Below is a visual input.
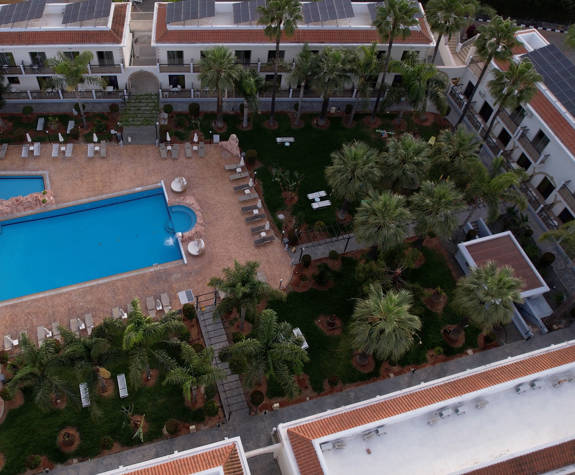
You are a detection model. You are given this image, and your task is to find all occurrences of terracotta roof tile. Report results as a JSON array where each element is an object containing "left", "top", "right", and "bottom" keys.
[
  {"left": 286, "top": 344, "right": 575, "bottom": 474},
  {"left": 0, "top": 4, "right": 127, "bottom": 45}
]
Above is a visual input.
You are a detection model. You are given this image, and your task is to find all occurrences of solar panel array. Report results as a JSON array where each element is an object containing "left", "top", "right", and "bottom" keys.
[
  {"left": 302, "top": 0, "right": 354, "bottom": 24},
  {"left": 368, "top": 1, "right": 422, "bottom": 22},
  {"left": 526, "top": 44, "right": 575, "bottom": 117},
  {"left": 167, "top": 0, "right": 215, "bottom": 24},
  {"left": 233, "top": 0, "right": 265, "bottom": 24},
  {"left": 62, "top": 0, "right": 112, "bottom": 25},
  {"left": 0, "top": 0, "right": 46, "bottom": 26}
]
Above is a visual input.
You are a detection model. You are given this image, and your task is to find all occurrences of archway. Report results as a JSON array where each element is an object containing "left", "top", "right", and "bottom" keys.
[{"left": 127, "top": 70, "right": 160, "bottom": 94}]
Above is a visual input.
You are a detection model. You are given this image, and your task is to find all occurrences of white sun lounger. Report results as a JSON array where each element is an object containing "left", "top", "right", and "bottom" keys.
[
  {"left": 3, "top": 335, "right": 18, "bottom": 351},
  {"left": 307, "top": 191, "right": 327, "bottom": 200},
  {"left": 66, "top": 120, "right": 75, "bottom": 134},
  {"left": 225, "top": 162, "right": 243, "bottom": 170},
  {"left": 117, "top": 373, "right": 129, "bottom": 398},
  {"left": 0, "top": 143, "right": 7, "bottom": 159},
  {"left": 85, "top": 313, "right": 94, "bottom": 335},
  {"left": 70, "top": 317, "right": 85, "bottom": 336},
  {"left": 33, "top": 142, "right": 41, "bottom": 157},
  {"left": 230, "top": 171, "right": 249, "bottom": 181},
  {"left": 160, "top": 293, "right": 171, "bottom": 312},
  {"left": 146, "top": 296, "right": 156, "bottom": 318},
  {"left": 100, "top": 141, "right": 107, "bottom": 158},
  {"left": 239, "top": 193, "right": 258, "bottom": 202},
  {"left": 112, "top": 307, "right": 121, "bottom": 319},
  {"left": 87, "top": 143, "right": 95, "bottom": 158},
  {"left": 245, "top": 212, "right": 265, "bottom": 223},
  {"left": 65, "top": 143, "right": 74, "bottom": 158},
  {"left": 170, "top": 144, "right": 179, "bottom": 159},
  {"left": 37, "top": 326, "right": 52, "bottom": 346},
  {"left": 79, "top": 382, "right": 91, "bottom": 408},
  {"left": 185, "top": 142, "right": 192, "bottom": 158},
  {"left": 199, "top": 141, "right": 205, "bottom": 158},
  {"left": 159, "top": 144, "right": 167, "bottom": 159},
  {"left": 36, "top": 117, "right": 45, "bottom": 131},
  {"left": 312, "top": 200, "right": 331, "bottom": 209},
  {"left": 52, "top": 322, "right": 62, "bottom": 342},
  {"left": 52, "top": 143, "right": 59, "bottom": 158},
  {"left": 21, "top": 145, "right": 29, "bottom": 158}
]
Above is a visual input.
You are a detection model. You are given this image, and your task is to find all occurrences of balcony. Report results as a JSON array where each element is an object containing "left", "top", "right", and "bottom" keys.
[
  {"left": 1, "top": 64, "right": 22, "bottom": 75},
  {"left": 22, "top": 64, "right": 54, "bottom": 75},
  {"left": 90, "top": 64, "right": 122, "bottom": 74},
  {"left": 259, "top": 61, "right": 292, "bottom": 73},
  {"left": 448, "top": 86, "right": 466, "bottom": 110},
  {"left": 558, "top": 184, "right": 575, "bottom": 214},
  {"left": 520, "top": 182, "right": 559, "bottom": 230},
  {"left": 159, "top": 64, "right": 191, "bottom": 73},
  {"left": 518, "top": 132, "right": 542, "bottom": 162},
  {"left": 499, "top": 109, "right": 523, "bottom": 135}
]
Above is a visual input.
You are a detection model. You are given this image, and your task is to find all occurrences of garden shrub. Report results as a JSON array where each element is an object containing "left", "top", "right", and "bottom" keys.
[
  {"left": 69, "top": 129, "right": 79, "bottom": 140},
  {"left": 301, "top": 254, "right": 312, "bottom": 268},
  {"left": 434, "top": 346, "right": 444, "bottom": 355},
  {"left": 101, "top": 435, "right": 114, "bottom": 450},
  {"left": 232, "top": 332, "right": 244, "bottom": 343},
  {"left": 189, "top": 102, "right": 200, "bottom": 118},
  {"left": 327, "top": 376, "right": 339, "bottom": 387},
  {"left": 245, "top": 149, "right": 258, "bottom": 166},
  {"left": 328, "top": 250, "right": 339, "bottom": 260},
  {"left": 539, "top": 252, "right": 555, "bottom": 267},
  {"left": 163, "top": 104, "right": 173, "bottom": 114},
  {"left": 205, "top": 384, "right": 217, "bottom": 401},
  {"left": 204, "top": 399, "right": 219, "bottom": 417},
  {"left": 175, "top": 115, "right": 188, "bottom": 129},
  {"left": 94, "top": 121, "right": 107, "bottom": 133},
  {"left": 178, "top": 327, "right": 191, "bottom": 341},
  {"left": 164, "top": 418, "right": 179, "bottom": 435},
  {"left": 192, "top": 343, "right": 204, "bottom": 353},
  {"left": 0, "top": 350, "right": 8, "bottom": 364},
  {"left": 189, "top": 407, "right": 205, "bottom": 423},
  {"left": 266, "top": 375, "right": 286, "bottom": 399},
  {"left": 313, "top": 263, "right": 331, "bottom": 286},
  {"left": 25, "top": 455, "right": 41, "bottom": 470},
  {"left": 250, "top": 390, "right": 264, "bottom": 407},
  {"left": 22, "top": 106, "right": 33, "bottom": 115},
  {"left": 174, "top": 130, "right": 188, "bottom": 141},
  {"left": 287, "top": 229, "right": 299, "bottom": 246},
  {"left": 182, "top": 303, "right": 197, "bottom": 321},
  {"left": 0, "top": 387, "right": 13, "bottom": 401},
  {"left": 313, "top": 221, "right": 326, "bottom": 232},
  {"left": 109, "top": 103, "right": 119, "bottom": 113}
]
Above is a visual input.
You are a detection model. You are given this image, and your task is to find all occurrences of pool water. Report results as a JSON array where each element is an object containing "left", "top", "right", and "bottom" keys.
[
  {"left": 0, "top": 175, "right": 45, "bottom": 200},
  {"left": 0, "top": 187, "right": 183, "bottom": 301},
  {"left": 169, "top": 205, "right": 197, "bottom": 233}
]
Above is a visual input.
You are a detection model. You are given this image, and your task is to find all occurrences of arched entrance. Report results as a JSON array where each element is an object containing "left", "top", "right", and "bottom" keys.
[{"left": 127, "top": 70, "right": 160, "bottom": 94}]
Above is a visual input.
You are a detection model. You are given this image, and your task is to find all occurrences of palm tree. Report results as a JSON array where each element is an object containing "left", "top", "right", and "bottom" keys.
[
  {"left": 430, "top": 126, "right": 480, "bottom": 183},
  {"left": 381, "top": 133, "right": 430, "bottom": 191},
  {"left": 455, "top": 16, "right": 519, "bottom": 127},
  {"left": 410, "top": 180, "right": 464, "bottom": 237},
  {"left": 290, "top": 44, "right": 317, "bottom": 126},
  {"left": 566, "top": 25, "right": 575, "bottom": 49},
  {"left": 237, "top": 68, "right": 265, "bottom": 129},
  {"left": 161, "top": 342, "right": 225, "bottom": 404},
  {"left": 541, "top": 221, "right": 575, "bottom": 257},
  {"left": 209, "top": 261, "right": 284, "bottom": 331},
  {"left": 258, "top": 0, "right": 302, "bottom": 127},
  {"left": 483, "top": 59, "right": 541, "bottom": 140},
  {"left": 371, "top": 0, "right": 419, "bottom": 121},
  {"left": 346, "top": 43, "right": 381, "bottom": 126},
  {"left": 219, "top": 309, "right": 309, "bottom": 398},
  {"left": 350, "top": 285, "right": 421, "bottom": 361},
  {"left": 354, "top": 191, "right": 412, "bottom": 250},
  {"left": 122, "top": 299, "right": 186, "bottom": 387},
  {"left": 426, "top": 0, "right": 477, "bottom": 65},
  {"left": 325, "top": 141, "right": 382, "bottom": 203},
  {"left": 48, "top": 51, "right": 102, "bottom": 128},
  {"left": 311, "top": 48, "right": 349, "bottom": 126},
  {"left": 454, "top": 261, "right": 523, "bottom": 333},
  {"left": 198, "top": 46, "right": 242, "bottom": 129}
]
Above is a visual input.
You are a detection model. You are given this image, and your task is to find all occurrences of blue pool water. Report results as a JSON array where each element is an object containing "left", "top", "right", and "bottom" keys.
[
  {"left": 169, "top": 205, "right": 197, "bottom": 233},
  {"left": 0, "top": 175, "right": 45, "bottom": 200},
  {"left": 0, "top": 187, "right": 183, "bottom": 301}
]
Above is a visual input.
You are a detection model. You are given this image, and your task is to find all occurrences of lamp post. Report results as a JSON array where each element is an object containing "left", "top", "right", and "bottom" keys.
[{"left": 155, "top": 121, "right": 159, "bottom": 147}]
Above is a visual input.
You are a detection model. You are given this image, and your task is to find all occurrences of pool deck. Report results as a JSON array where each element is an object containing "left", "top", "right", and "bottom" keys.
[{"left": 0, "top": 143, "right": 292, "bottom": 345}]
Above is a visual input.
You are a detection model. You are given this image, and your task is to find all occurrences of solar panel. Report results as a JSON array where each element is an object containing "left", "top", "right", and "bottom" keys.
[
  {"left": 62, "top": 0, "right": 112, "bottom": 24},
  {"left": 303, "top": 0, "right": 353, "bottom": 24},
  {"left": 166, "top": 0, "right": 215, "bottom": 24},
  {"left": 526, "top": 44, "right": 575, "bottom": 118},
  {"left": 233, "top": 0, "right": 264, "bottom": 24},
  {"left": 0, "top": 0, "right": 46, "bottom": 26}
]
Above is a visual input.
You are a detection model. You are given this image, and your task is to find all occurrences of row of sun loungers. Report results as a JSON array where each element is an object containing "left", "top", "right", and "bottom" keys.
[
  {"left": 161, "top": 142, "right": 206, "bottom": 159},
  {"left": 87, "top": 142, "right": 107, "bottom": 158},
  {"left": 21, "top": 142, "right": 41, "bottom": 158},
  {"left": 51, "top": 143, "right": 75, "bottom": 158},
  {"left": 145, "top": 293, "right": 171, "bottom": 318},
  {"left": 184, "top": 142, "right": 205, "bottom": 158}
]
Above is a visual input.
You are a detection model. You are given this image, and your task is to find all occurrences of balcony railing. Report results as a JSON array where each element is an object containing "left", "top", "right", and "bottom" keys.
[
  {"left": 498, "top": 109, "right": 521, "bottom": 135},
  {"left": 3, "top": 89, "right": 125, "bottom": 101},
  {"left": 259, "top": 61, "right": 292, "bottom": 73},
  {"left": 159, "top": 64, "right": 191, "bottom": 73},
  {"left": 518, "top": 131, "right": 541, "bottom": 162},
  {"left": 89, "top": 64, "right": 122, "bottom": 74},
  {"left": 22, "top": 64, "right": 54, "bottom": 75},
  {"left": 1, "top": 64, "right": 22, "bottom": 75},
  {"left": 558, "top": 184, "right": 575, "bottom": 214},
  {"left": 448, "top": 86, "right": 466, "bottom": 110}
]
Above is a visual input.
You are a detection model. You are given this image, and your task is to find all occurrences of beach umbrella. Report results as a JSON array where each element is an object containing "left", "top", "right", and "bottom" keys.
[
  {"left": 193, "top": 132, "right": 198, "bottom": 143},
  {"left": 166, "top": 131, "right": 171, "bottom": 142},
  {"left": 93, "top": 133, "right": 98, "bottom": 143},
  {"left": 58, "top": 132, "right": 64, "bottom": 143},
  {"left": 26, "top": 133, "right": 32, "bottom": 143},
  {"left": 248, "top": 178, "right": 253, "bottom": 187},
  {"left": 257, "top": 199, "right": 262, "bottom": 209},
  {"left": 265, "top": 221, "right": 270, "bottom": 230},
  {"left": 239, "top": 156, "right": 245, "bottom": 166}
]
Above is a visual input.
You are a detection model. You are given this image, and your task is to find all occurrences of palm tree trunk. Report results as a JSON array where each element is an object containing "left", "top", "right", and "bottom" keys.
[
  {"left": 455, "top": 56, "right": 492, "bottom": 127},
  {"left": 347, "top": 94, "right": 358, "bottom": 127},
  {"left": 216, "top": 88, "right": 223, "bottom": 129},
  {"left": 295, "top": 80, "right": 305, "bottom": 126},
  {"left": 463, "top": 202, "right": 480, "bottom": 227},
  {"left": 431, "top": 32, "right": 443, "bottom": 65},
  {"left": 239, "top": 305, "right": 246, "bottom": 331},
  {"left": 76, "top": 92, "right": 87, "bottom": 128},
  {"left": 483, "top": 105, "right": 500, "bottom": 141},
  {"left": 269, "top": 34, "right": 281, "bottom": 126},
  {"left": 371, "top": 37, "right": 395, "bottom": 122},
  {"left": 319, "top": 94, "right": 330, "bottom": 126},
  {"left": 242, "top": 100, "right": 249, "bottom": 128}
]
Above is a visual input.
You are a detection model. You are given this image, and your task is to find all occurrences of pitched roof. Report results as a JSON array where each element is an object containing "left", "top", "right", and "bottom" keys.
[
  {"left": 0, "top": 3, "right": 127, "bottom": 45},
  {"left": 154, "top": 4, "right": 433, "bottom": 45},
  {"left": 284, "top": 343, "right": 575, "bottom": 474}
]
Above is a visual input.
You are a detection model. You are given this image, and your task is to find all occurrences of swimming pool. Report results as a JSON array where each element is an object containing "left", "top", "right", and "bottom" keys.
[
  {"left": 0, "top": 187, "right": 183, "bottom": 302},
  {"left": 169, "top": 205, "right": 197, "bottom": 233},
  {"left": 0, "top": 175, "right": 45, "bottom": 200}
]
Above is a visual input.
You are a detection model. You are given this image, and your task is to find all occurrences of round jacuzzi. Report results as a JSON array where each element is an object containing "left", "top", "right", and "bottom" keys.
[{"left": 169, "top": 205, "right": 197, "bottom": 233}]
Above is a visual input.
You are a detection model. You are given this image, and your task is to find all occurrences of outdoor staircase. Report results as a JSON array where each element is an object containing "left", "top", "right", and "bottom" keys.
[
  {"left": 197, "top": 305, "right": 250, "bottom": 421},
  {"left": 448, "top": 33, "right": 477, "bottom": 65},
  {"left": 120, "top": 93, "right": 159, "bottom": 127}
]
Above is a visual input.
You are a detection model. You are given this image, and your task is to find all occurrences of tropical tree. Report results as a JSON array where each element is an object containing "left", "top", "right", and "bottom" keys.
[
  {"left": 209, "top": 261, "right": 284, "bottom": 331},
  {"left": 236, "top": 68, "right": 265, "bottom": 129},
  {"left": 346, "top": 43, "right": 381, "bottom": 126},
  {"left": 380, "top": 133, "right": 430, "bottom": 191},
  {"left": 454, "top": 261, "right": 523, "bottom": 333},
  {"left": 410, "top": 180, "right": 464, "bottom": 237},
  {"left": 371, "top": 0, "right": 419, "bottom": 121},
  {"left": 483, "top": 59, "right": 541, "bottom": 139},
  {"left": 290, "top": 43, "right": 317, "bottom": 126},
  {"left": 311, "top": 47, "right": 349, "bottom": 126},
  {"left": 426, "top": 0, "right": 477, "bottom": 65},
  {"left": 566, "top": 25, "right": 575, "bottom": 49},
  {"left": 350, "top": 284, "right": 421, "bottom": 361},
  {"left": 219, "top": 309, "right": 309, "bottom": 398},
  {"left": 198, "top": 46, "right": 242, "bottom": 129},
  {"left": 429, "top": 126, "right": 480, "bottom": 184},
  {"left": 455, "top": 16, "right": 519, "bottom": 127},
  {"left": 325, "top": 141, "right": 382, "bottom": 203},
  {"left": 48, "top": 51, "right": 102, "bottom": 128},
  {"left": 354, "top": 191, "right": 412, "bottom": 250},
  {"left": 161, "top": 342, "right": 225, "bottom": 404},
  {"left": 122, "top": 299, "right": 186, "bottom": 387},
  {"left": 541, "top": 221, "right": 575, "bottom": 257},
  {"left": 258, "top": 0, "right": 302, "bottom": 126}
]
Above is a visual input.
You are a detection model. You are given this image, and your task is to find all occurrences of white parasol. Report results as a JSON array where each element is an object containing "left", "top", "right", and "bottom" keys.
[
  {"left": 93, "top": 133, "right": 98, "bottom": 143},
  {"left": 58, "top": 132, "right": 64, "bottom": 143},
  {"left": 166, "top": 131, "right": 171, "bottom": 142},
  {"left": 26, "top": 133, "right": 32, "bottom": 143}
]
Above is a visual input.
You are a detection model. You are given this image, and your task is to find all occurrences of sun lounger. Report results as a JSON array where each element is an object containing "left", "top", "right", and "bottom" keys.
[
  {"left": 254, "top": 234, "right": 275, "bottom": 246},
  {"left": 245, "top": 212, "right": 265, "bottom": 223},
  {"left": 100, "top": 141, "right": 107, "bottom": 158},
  {"left": 127, "top": 301, "right": 135, "bottom": 314},
  {"left": 3, "top": 335, "right": 18, "bottom": 351},
  {"left": 199, "top": 141, "right": 205, "bottom": 158},
  {"left": 156, "top": 298, "right": 163, "bottom": 311},
  {"left": 307, "top": 191, "right": 327, "bottom": 200},
  {"left": 36, "top": 117, "right": 45, "bottom": 131},
  {"left": 159, "top": 144, "right": 167, "bottom": 159},
  {"left": 37, "top": 326, "right": 52, "bottom": 346},
  {"left": 87, "top": 143, "right": 95, "bottom": 158},
  {"left": 85, "top": 313, "right": 94, "bottom": 335},
  {"left": 146, "top": 296, "right": 156, "bottom": 318},
  {"left": 185, "top": 142, "right": 192, "bottom": 158},
  {"left": 70, "top": 318, "right": 81, "bottom": 336},
  {"left": 21, "top": 145, "right": 29, "bottom": 158},
  {"left": 51, "top": 143, "right": 59, "bottom": 158},
  {"left": 230, "top": 171, "right": 249, "bottom": 181},
  {"left": 112, "top": 307, "right": 122, "bottom": 320},
  {"left": 251, "top": 221, "right": 270, "bottom": 234},
  {"left": 117, "top": 373, "right": 129, "bottom": 398},
  {"left": 177, "top": 289, "right": 195, "bottom": 305},
  {"left": 239, "top": 193, "right": 258, "bottom": 202},
  {"left": 33, "top": 142, "right": 40, "bottom": 157},
  {"left": 66, "top": 120, "right": 75, "bottom": 134},
  {"left": 52, "top": 322, "right": 62, "bottom": 342},
  {"left": 225, "top": 162, "right": 243, "bottom": 170},
  {"left": 242, "top": 199, "right": 262, "bottom": 214},
  {"left": 312, "top": 200, "right": 331, "bottom": 209},
  {"left": 160, "top": 293, "right": 171, "bottom": 312},
  {"left": 170, "top": 144, "right": 179, "bottom": 159},
  {"left": 65, "top": 143, "right": 74, "bottom": 158},
  {"left": 233, "top": 178, "right": 253, "bottom": 192},
  {"left": 79, "top": 382, "right": 91, "bottom": 408},
  {"left": 0, "top": 143, "right": 7, "bottom": 159}
]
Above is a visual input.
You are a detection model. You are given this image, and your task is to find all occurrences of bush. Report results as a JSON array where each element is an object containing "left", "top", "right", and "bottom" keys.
[
  {"left": 266, "top": 374, "right": 286, "bottom": 399},
  {"left": 163, "top": 104, "right": 174, "bottom": 114},
  {"left": 313, "top": 221, "right": 326, "bottom": 232},
  {"left": 22, "top": 105, "right": 34, "bottom": 115},
  {"left": 250, "top": 390, "right": 264, "bottom": 407},
  {"left": 174, "top": 130, "right": 188, "bottom": 141},
  {"left": 101, "top": 435, "right": 114, "bottom": 450},
  {"left": 204, "top": 399, "right": 219, "bottom": 417},
  {"left": 232, "top": 332, "right": 244, "bottom": 343},
  {"left": 165, "top": 418, "right": 179, "bottom": 435},
  {"left": 182, "top": 303, "right": 197, "bottom": 321},
  {"left": 69, "top": 129, "right": 79, "bottom": 140},
  {"left": 313, "top": 263, "right": 331, "bottom": 286},
  {"left": 0, "top": 350, "right": 8, "bottom": 364},
  {"left": 245, "top": 149, "right": 258, "bottom": 166},
  {"left": 328, "top": 250, "right": 339, "bottom": 260},
  {"left": 25, "top": 455, "right": 41, "bottom": 470},
  {"left": 434, "top": 346, "right": 444, "bottom": 355},
  {"left": 94, "top": 121, "right": 107, "bottom": 133},
  {"left": 0, "top": 387, "right": 13, "bottom": 401},
  {"left": 539, "top": 252, "right": 555, "bottom": 267},
  {"left": 301, "top": 254, "right": 312, "bottom": 268},
  {"left": 189, "top": 407, "right": 205, "bottom": 423},
  {"left": 205, "top": 384, "right": 217, "bottom": 401},
  {"left": 189, "top": 102, "right": 200, "bottom": 118},
  {"left": 175, "top": 115, "right": 188, "bottom": 128},
  {"left": 178, "top": 327, "right": 191, "bottom": 341},
  {"left": 192, "top": 343, "right": 204, "bottom": 353},
  {"left": 109, "top": 103, "right": 119, "bottom": 113},
  {"left": 327, "top": 376, "right": 339, "bottom": 387},
  {"left": 287, "top": 229, "right": 299, "bottom": 246}
]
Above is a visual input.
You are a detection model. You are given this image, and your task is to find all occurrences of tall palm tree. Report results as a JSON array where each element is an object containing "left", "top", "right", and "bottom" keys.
[
  {"left": 381, "top": 133, "right": 430, "bottom": 191},
  {"left": 566, "top": 25, "right": 575, "bottom": 49},
  {"left": 290, "top": 44, "right": 317, "bottom": 126},
  {"left": 161, "top": 342, "right": 225, "bottom": 404},
  {"left": 258, "top": 0, "right": 302, "bottom": 127},
  {"left": 354, "top": 191, "right": 412, "bottom": 250},
  {"left": 430, "top": 126, "right": 480, "bottom": 183},
  {"left": 48, "top": 51, "right": 102, "bottom": 128},
  {"left": 325, "top": 141, "right": 382, "bottom": 203},
  {"left": 209, "top": 261, "right": 284, "bottom": 330},
  {"left": 483, "top": 59, "right": 541, "bottom": 140},
  {"left": 346, "top": 43, "right": 381, "bottom": 126},
  {"left": 350, "top": 285, "right": 421, "bottom": 361},
  {"left": 237, "top": 68, "right": 265, "bottom": 129},
  {"left": 219, "top": 309, "right": 309, "bottom": 398},
  {"left": 426, "top": 0, "right": 477, "bottom": 65},
  {"left": 455, "top": 16, "right": 519, "bottom": 127},
  {"left": 454, "top": 261, "right": 523, "bottom": 333},
  {"left": 541, "top": 221, "right": 575, "bottom": 257},
  {"left": 410, "top": 180, "right": 464, "bottom": 238},
  {"left": 311, "top": 48, "right": 349, "bottom": 126},
  {"left": 199, "top": 46, "right": 242, "bottom": 129},
  {"left": 371, "top": 0, "right": 419, "bottom": 121}
]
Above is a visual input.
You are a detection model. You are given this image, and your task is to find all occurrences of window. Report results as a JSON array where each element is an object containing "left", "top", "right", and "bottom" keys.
[
  {"left": 510, "top": 105, "right": 525, "bottom": 125},
  {"left": 37, "top": 76, "right": 53, "bottom": 89},
  {"left": 29, "top": 52, "right": 47, "bottom": 67},
  {"left": 101, "top": 76, "right": 118, "bottom": 89},
  {"left": 235, "top": 50, "right": 251, "bottom": 65},
  {"left": 479, "top": 101, "right": 493, "bottom": 123},
  {"left": 63, "top": 52, "right": 79, "bottom": 61},
  {"left": 264, "top": 74, "right": 279, "bottom": 87},
  {"left": 96, "top": 51, "right": 114, "bottom": 66},
  {"left": 536, "top": 177, "right": 555, "bottom": 200},
  {"left": 401, "top": 50, "right": 419, "bottom": 61},
  {"left": 0, "top": 52, "right": 15, "bottom": 66},
  {"left": 267, "top": 50, "right": 285, "bottom": 62},
  {"left": 532, "top": 130, "right": 549, "bottom": 153},
  {"left": 558, "top": 207, "right": 574, "bottom": 224},
  {"left": 167, "top": 51, "right": 184, "bottom": 65},
  {"left": 168, "top": 75, "right": 185, "bottom": 88},
  {"left": 498, "top": 128, "right": 511, "bottom": 147},
  {"left": 6, "top": 76, "right": 19, "bottom": 84},
  {"left": 516, "top": 153, "right": 531, "bottom": 170},
  {"left": 463, "top": 81, "right": 475, "bottom": 99}
]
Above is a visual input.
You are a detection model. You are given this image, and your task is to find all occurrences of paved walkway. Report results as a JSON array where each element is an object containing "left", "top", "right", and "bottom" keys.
[
  {"left": 52, "top": 324, "right": 575, "bottom": 475},
  {"left": 197, "top": 305, "right": 249, "bottom": 419}
]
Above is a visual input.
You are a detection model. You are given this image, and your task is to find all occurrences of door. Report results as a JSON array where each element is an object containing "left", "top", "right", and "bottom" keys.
[
  {"left": 536, "top": 177, "right": 555, "bottom": 200},
  {"left": 479, "top": 101, "right": 493, "bottom": 123},
  {"left": 29, "top": 52, "right": 47, "bottom": 67},
  {"left": 167, "top": 51, "right": 184, "bottom": 65},
  {"left": 235, "top": 50, "right": 251, "bottom": 65},
  {"left": 532, "top": 130, "right": 549, "bottom": 153},
  {"left": 97, "top": 51, "right": 115, "bottom": 66}
]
